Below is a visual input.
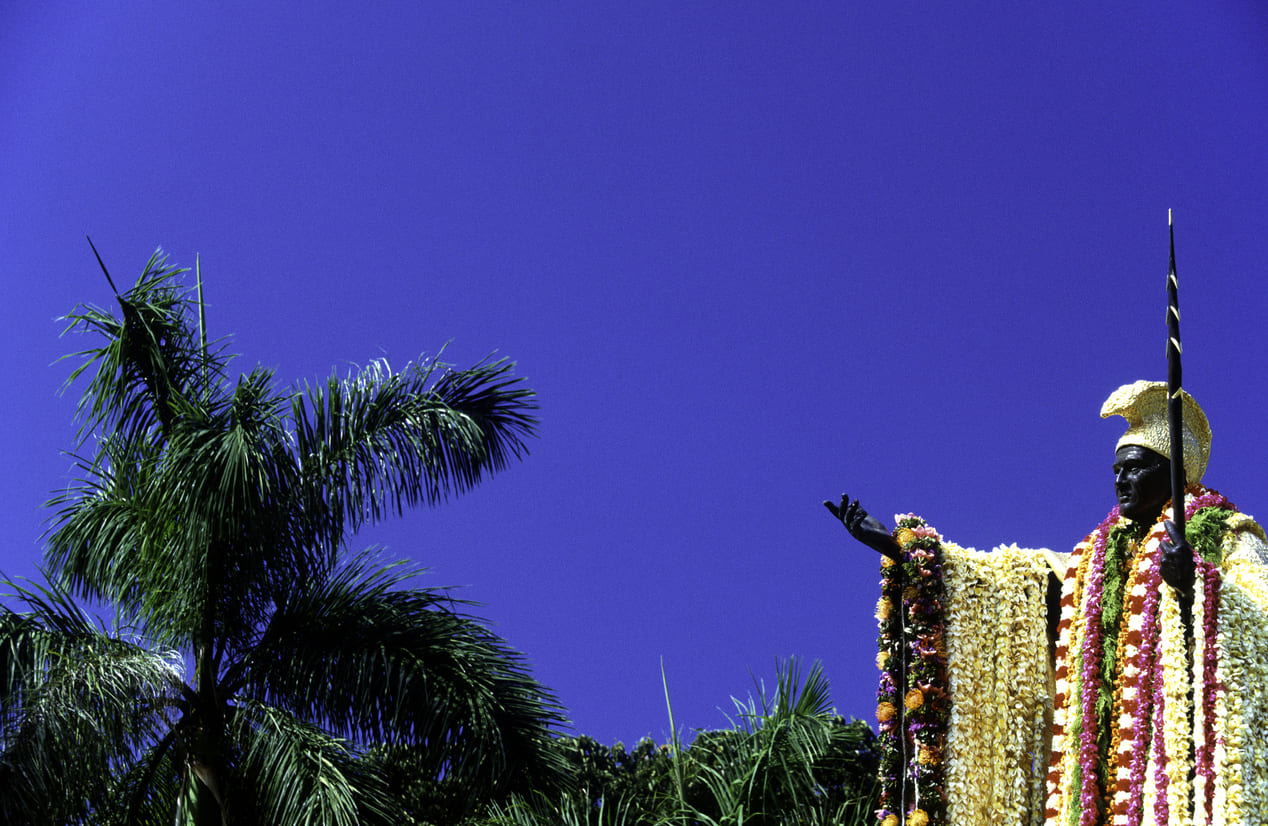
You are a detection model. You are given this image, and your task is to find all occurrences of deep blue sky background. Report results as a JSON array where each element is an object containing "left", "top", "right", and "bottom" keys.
[{"left": 5, "top": 3, "right": 1268, "bottom": 747}]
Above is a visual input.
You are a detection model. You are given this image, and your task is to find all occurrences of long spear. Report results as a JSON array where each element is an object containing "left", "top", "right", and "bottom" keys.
[
  {"left": 1167, "top": 211, "right": 1201, "bottom": 823},
  {"left": 1166, "top": 210, "right": 1186, "bottom": 540}
]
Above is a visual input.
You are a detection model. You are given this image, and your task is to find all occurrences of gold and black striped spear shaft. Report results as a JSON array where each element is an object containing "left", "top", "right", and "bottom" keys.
[
  {"left": 1167, "top": 211, "right": 1201, "bottom": 822},
  {"left": 1167, "top": 210, "right": 1186, "bottom": 540}
]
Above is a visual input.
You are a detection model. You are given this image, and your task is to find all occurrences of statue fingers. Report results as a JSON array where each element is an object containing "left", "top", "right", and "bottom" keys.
[
  {"left": 1162, "top": 520, "right": 1192, "bottom": 554},
  {"left": 844, "top": 498, "right": 867, "bottom": 530},
  {"left": 824, "top": 494, "right": 852, "bottom": 523}
]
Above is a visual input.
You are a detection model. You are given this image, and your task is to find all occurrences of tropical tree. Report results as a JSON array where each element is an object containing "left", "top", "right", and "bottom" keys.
[
  {"left": 671, "top": 659, "right": 879, "bottom": 825},
  {"left": 0, "top": 248, "right": 566, "bottom": 824},
  {"left": 470, "top": 659, "right": 880, "bottom": 826}
]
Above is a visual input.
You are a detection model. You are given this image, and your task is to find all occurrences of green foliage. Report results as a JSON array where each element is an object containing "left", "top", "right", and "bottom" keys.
[
  {"left": 464, "top": 659, "right": 880, "bottom": 826},
  {"left": 0, "top": 579, "right": 186, "bottom": 824},
  {"left": 561, "top": 735, "right": 676, "bottom": 816},
  {"left": 1, "top": 249, "right": 562, "bottom": 824}
]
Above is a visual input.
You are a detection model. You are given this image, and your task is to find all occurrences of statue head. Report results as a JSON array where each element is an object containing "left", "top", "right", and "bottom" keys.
[
  {"left": 1112, "top": 445, "right": 1171, "bottom": 523},
  {"left": 1100, "top": 380, "right": 1211, "bottom": 484}
]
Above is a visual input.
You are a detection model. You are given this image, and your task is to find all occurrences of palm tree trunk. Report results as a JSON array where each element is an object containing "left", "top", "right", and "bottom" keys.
[{"left": 190, "top": 534, "right": 228, "bottom": 826}]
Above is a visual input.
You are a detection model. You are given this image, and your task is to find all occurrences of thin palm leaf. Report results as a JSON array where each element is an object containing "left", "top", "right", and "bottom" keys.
[
  {"left": 230, "top": 700, "right": 400, "bottom": 826},
  {"left": 58, "top": 249, "right": 225, "bottom": 446},
  {"left": 293, "top": 354, "right": 537, "bottom": 545}
]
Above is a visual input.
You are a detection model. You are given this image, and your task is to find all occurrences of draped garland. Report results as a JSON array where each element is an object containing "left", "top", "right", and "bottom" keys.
[
  {"left": 875, "top": 515, "right": 950, "bottom": 826},
  {"left": 875, "top": 491, "right": 1268, "bottom": 826},
  {"left": 939, "top": 542, "right": 1052, "bottom": 826},
  {"left": 876, "top": 517, "right": 1052, "bottom": 826},
  {"left": 1209, "top": 530, "right": 1268, "bottom": 823},
  {"left": 1043, "top": 484, "right": 1250, "bottom": 826}
]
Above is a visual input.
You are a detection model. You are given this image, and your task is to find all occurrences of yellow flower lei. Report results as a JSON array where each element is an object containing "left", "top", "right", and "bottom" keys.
[
  {"left": 877, "top": 497, "right": 1268, "bottom": 826},
  {"left": 1044, "top": 488, "right": 1268, "bottom": 826},
  {"left": 940, "top": 542, "right": 1052, "bottom": 826}
]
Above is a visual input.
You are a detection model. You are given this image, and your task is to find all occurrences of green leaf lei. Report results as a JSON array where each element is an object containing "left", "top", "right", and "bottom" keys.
[
  {"left": 1092, "top": 504, "right": 1235, "bottom": 795},
  {"left": 876, "top": 515, "right": 950, "bottom": 826}
]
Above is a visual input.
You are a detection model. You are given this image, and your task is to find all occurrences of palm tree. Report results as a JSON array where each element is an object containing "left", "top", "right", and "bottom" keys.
[
  {"left": 0, "top": 248, "right": 566, "bottom": 824},
  {"left": 674, "top": 659, "right": 879, "bottom": 825},
  {"left": 470, "top": 659, "right": 879, "bottom": 826}
]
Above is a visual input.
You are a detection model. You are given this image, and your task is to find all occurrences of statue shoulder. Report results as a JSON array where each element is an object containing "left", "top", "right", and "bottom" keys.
[
  {"left": 1225, "top": 511, "right": 1266, "bottom": 542},
  {"left": 1039, "top": 548, "right": 1070, "bottom": 580},
  {"left": 1221, "top": 511, "right": 1268, "bottom": 568}
]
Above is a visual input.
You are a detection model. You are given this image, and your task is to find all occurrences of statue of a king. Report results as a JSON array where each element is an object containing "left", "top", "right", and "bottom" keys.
[{"left": 828, "top": 380, "right": 1268, "bottom": 826}]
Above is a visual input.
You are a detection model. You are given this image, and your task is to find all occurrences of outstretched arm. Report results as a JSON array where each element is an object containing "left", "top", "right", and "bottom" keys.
[{"left": 824, "top": 494, "right": 900, "bottom": 560}]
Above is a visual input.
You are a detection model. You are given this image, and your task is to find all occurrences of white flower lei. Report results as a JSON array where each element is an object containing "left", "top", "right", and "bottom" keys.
[
  {"left": 1211, "top": 523, "right": 1268, "bottom": 826},
  {"left": 1044, "top": 495, "right": 1268, "bottom": 826},
  {"left": 941, "top": 542, "right": 1052, "bottom": 826}
]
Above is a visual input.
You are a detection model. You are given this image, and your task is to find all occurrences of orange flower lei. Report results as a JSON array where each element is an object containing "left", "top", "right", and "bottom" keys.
[
  {"left": 876, "top": 515, "right": 950, "bottom": 826},
  {"left": 1043, "top": 485, "right": 1235, "bottom": 826}
]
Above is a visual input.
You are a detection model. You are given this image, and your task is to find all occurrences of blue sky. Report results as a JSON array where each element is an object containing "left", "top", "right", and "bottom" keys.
[{"left": 4, "top": 2, "right": 1268, "bottom": 747}]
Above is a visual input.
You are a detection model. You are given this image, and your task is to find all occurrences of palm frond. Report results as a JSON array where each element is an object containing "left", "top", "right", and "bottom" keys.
[
  {"left": 45, "top": 436, "right": 175, "bottom": 615},
  {"left": 229, "top": 699, "right": 401, "bottom": 826},
  {"left": 83, "top": 731, "right": 184, "bottom": 826},
  {"left": 58, "top": 248, "right": 226, "bottom": 446},
  {"left": 726, "top": 660, "right": 838, "bottom": 817},
  {"left": 0, "top": 578, "right": 185, "bottom": 823},
  {"left": 477, "top": 790, "right": 641, "bottom": 826},
  {"left": 47, "top": 366, "right": 324, "bottom": 652},
  {"left": 230, "top": 553, "right": 567, "bottom": 792},
  {"left": 153, "top": 367, "right": 320, "bottom": 652},
  {"left": 293, "top": 355, "right": 537, "bottom": 543}
]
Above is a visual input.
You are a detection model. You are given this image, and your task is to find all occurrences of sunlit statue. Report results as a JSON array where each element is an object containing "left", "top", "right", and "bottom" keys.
[{"left": 828, "top": 381, "right": 1268, "bottom": 826}]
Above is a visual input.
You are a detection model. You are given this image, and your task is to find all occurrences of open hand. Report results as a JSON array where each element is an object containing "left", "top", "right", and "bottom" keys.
[{"left": 824, "top": 494, "right": 900, "bottom": 560}]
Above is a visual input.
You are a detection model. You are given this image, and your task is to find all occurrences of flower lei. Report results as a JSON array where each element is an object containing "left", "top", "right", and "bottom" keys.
[
  {"left": 876, "top": 515, "right": 950, "bottom": 826},
  {"left": 1209, "top": 524, "right": 1268, "bottom": 824},
  {"left": 870, "top": 492, "right": 1268, "bottom": 826},
  {"left": 939, "top": 542, "right": 1052, "bottom": 826},
  {"left": 1044, "top": 485, "right": 1236, "bottom": 826}
]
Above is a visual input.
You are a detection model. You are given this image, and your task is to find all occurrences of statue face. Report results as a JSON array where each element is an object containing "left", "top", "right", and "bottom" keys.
[{"left": 1113, "top": 445, "right": 1172, "bottom": 523}]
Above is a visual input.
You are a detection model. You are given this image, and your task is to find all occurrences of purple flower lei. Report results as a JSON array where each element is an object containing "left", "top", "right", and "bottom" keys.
[
  {"left": 1075, "top": 509, "right": 1114, "bottom": 826},
  {"left": 875, "top": 516, "right": 949, "bottom": 826},
  {"left": 1195, "top": 557, "right": 1220, "bottom": 824},
  {"left": 1149, "top": 600, "right": 1170, "bottom": 826},
  {"left": 1072, "top": 486, "right": 1232, "bottom": 826},
  {"left": 1183, "top": 487, "right": 1228, "bottom": 825}
]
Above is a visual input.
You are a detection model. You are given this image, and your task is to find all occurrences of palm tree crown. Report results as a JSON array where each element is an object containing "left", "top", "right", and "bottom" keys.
[{"left": 1, "top": 249, "right": 565, "bottom": 825}]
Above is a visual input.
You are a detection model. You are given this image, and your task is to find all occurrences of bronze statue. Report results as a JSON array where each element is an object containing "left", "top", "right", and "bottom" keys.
[
  {"left": 825, "top": 381, "right": 1268, "bottom": 826},
  {"left": 825, "top": 441, "right": 1196, "bottom": 595}
]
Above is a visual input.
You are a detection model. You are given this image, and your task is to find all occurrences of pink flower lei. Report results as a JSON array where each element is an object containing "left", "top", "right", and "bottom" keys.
[
  {"left": 1075, "top": 508, "right": 1115, "bottom": 826},
  {"left": 1050, "top": 484, "right": 1234, "bottom": 826},
  {"left": 875, "top": 515, "right": 950, "bottom": 826}
]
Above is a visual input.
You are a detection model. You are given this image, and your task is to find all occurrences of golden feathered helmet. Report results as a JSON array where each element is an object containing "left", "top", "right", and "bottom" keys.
[{"left": 1100, "top": 380, "right": 1211, "bottom": 483}]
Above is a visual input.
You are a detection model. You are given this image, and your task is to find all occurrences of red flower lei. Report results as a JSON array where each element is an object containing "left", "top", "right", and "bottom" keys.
[{"left": 1046, "top": 485, "right": 1234, "bottom": 826}]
